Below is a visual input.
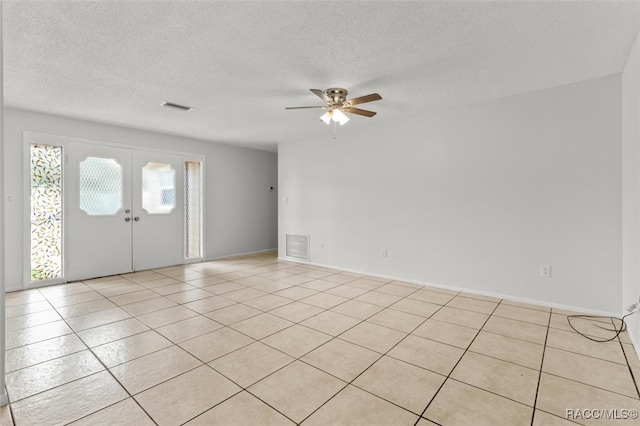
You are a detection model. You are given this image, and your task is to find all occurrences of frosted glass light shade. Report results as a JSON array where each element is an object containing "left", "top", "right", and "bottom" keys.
[
  {"left": 320, "top": 110, "right": 332, "bottom": 125},
  {"left": 332, "top": 108, "right": 350, "bottom": 125}
]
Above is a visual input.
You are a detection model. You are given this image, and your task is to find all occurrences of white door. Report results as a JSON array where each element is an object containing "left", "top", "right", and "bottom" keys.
[
  {"left": 132, "top": 150, "right": 183, "bottom": 271},
  {"left": 66, "top": 143, "right": 133, "bottom": 281},
  {"left": 66, "top": 142, "right": 183, "bottom": 281}
]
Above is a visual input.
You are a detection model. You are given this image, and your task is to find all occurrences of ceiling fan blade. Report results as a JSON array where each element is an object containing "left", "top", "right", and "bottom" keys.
[
  {"left": 345, "top": 93, "right": 382, "bottom": 106},
  {"left": 310, "top": 89, "right": 331, "bottom": 103},
  {"left": 285, "top": 106, "right": 327, "bottom": 110},
  {"left": 343, "top": 107, "right": 377, "bottom": 117}
]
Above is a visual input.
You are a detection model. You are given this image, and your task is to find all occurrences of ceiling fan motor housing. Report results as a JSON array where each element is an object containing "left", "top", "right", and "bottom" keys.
[
  {"left": 326, "top": 88, "right": 348, "bottom": 104},
  {"left": 285, "top": 88, "right": 380, "bottom": 119}
]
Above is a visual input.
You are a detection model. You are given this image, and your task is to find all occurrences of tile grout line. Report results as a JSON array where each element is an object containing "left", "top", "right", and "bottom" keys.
[
  {"left": 4, "top": 328, "right": 148, "bottom": 419},
  {"left": 225, "top": 282, "right": 441, "bottom": 424},
  {"left": 4, "top": 385, "right": 15, "bottom": 426},
  {"left": 38, "top": 270, "right": 280, "bottom": 424},
  {"left": 529, "top": 307, "right": 553, "bottom": 426},
  {"left": 412, "top": 298, "right": 502, "bottom": 426},
  {"left": 9, "top": 255, "right": 640, "bottom": 425},
  {"left": 533, "top": 408, "right": 583, "bottom": 425},
  {"left": 183, "top": 386, "right": 297, "bottom": 426},
  {"left": 118, "top": 263, "right": 336, "bottom": 424},
  {"left": 430, "top": 307, "right": 634, "bottom": 372},
  {"left": 296, "top": 289, "right": 463, "bottom": 424},
  {"left": 78, "top": 296, "right": 298, "bottom": 424},
  {"left": 68, "top": 266, "right": 365, "bottom": 388},
  {"left": 615, "top": 324, "right": 640, "bottom": 399},
  {"left": 7, "top": 268, "right": 444, "bottom": 424},
  {"left": 78, "top": 278, "right": 296, "bottom": 424},
  {"left": 159, "top": 262, "right": 316, "bottom": 424},
  {"left": 40, "top": 287, "right": 162, "bottom": 426},
  {"left": 207, "top": 274, "right": 404, "bottom": 347},
  {"left": 543, "top": 313, "right": 640, "bottom": 399},
  {"left": 540, "top": 371, "right": 640, "bottom": 400}
]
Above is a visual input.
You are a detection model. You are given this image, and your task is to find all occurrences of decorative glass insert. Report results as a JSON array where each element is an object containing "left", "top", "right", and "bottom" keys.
[
  {"left": 30, "top": 144, "right": 63, "bottom": 281},
  {"left": 184, "top": 161, "right": 202, "bottom": 259},
  {"left": 142, "top": 162, "right": 175, "bottom": 214},
  {"left": 79, "top": 157, "right": 123, "bottom": 215}
]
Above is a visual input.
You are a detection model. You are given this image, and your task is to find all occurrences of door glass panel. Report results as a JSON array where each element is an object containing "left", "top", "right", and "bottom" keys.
[
  {"left": 79, "top": 157, "right": 123, "bottom": 215},
  {"left": 142, "top": 162, "right": 175, "bottom": 214},
  {"left": 30, "top": 144, "right": 63, "bottom": 281},
  {"left": 184, "top": 161, "right": 202, "bottom": 259}
]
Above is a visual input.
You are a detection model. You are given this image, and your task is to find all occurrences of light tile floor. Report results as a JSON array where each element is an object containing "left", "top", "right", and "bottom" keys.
[{"left": 2, "top": 252, "right": 640, "bottom": 425}]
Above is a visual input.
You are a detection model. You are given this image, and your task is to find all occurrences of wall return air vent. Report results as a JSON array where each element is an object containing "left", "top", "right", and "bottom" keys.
[{"left": 286, "top": 234, "right": 309, "bottom": 261}]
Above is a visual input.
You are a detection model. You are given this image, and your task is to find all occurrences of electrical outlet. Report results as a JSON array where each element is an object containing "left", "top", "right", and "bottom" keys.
[
  {"left": 320, "top": 242, "right": 324, "bottom": 250},
  {"left": 381, "top": 248, "right": 388, "bottom": 258},
  {"left": 540, "top": 265, "right": 551, "bottom": 278}
]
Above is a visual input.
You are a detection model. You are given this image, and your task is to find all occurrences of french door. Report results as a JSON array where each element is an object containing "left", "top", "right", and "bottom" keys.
[{"left": 65, "top": 142, "right": 184, "bottom": 281}]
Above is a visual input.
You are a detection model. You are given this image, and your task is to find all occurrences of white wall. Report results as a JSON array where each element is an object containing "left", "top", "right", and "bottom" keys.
[
  {"left": 623, "top": 30, "right": 640, "bottom": 346},
  {"left": 4, "top": 108, "right": 278, "bottom": 290},
  {"left": 0, "top": 2, "right": 8, "bottom": 406},
  {"left": 279, "top": 75, "right": 622, "bottom": 313}
]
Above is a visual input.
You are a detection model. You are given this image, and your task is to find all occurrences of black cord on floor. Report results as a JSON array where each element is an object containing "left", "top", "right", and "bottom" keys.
[{"left": 567, "top": 313, "right": 635, "bottom": 342}]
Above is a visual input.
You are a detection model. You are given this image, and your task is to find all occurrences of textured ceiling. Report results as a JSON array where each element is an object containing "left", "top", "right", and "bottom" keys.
[{"left": 4, "top": 1, "right": 640, "bottom": 152}]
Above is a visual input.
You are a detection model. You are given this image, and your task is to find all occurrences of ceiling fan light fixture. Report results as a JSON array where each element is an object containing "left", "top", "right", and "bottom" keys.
[
  {"left": 288, "top": 87, "right": 381, "bottom": 127},
  {"left": 320, "top": 110, "right": 333, "bottom": 125},
  {"left": 332, "top": 108, "right": 350, "bottom": 126}
]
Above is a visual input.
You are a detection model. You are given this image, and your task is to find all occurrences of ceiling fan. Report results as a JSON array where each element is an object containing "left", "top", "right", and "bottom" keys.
[{"left": 286, "top": 88, "right": 382, "bottom": 125}]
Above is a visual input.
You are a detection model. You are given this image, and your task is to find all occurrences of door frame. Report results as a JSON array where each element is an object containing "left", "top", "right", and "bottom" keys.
[{"left": 23, "top": 131, "right": 205, "bottom": 289}]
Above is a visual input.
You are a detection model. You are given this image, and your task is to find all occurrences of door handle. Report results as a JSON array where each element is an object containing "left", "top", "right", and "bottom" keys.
[
  {"left": 134, "top": 217, "right": 140, "bottom": 222},
  {"left": 125, "top": 209, "right": 131, "bottom": 214},
  {"left": 125, "top": 217, "right": 131, "bottom": 222}
]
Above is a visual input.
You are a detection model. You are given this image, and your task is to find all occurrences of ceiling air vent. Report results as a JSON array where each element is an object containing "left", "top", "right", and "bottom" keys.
[
  {"left": 286, "top": 234, "right": 309, "bottom": 261},
  {"left": 161, "top": 101, "right": 193, "bottom": 112}
]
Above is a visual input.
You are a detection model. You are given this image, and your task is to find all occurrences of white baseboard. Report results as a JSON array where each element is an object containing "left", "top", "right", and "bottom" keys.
[
  {"left": 628, "top": 327, "right": 640, "bottom": 362},
  {"left": 281, "top": 260, "right": 640, "bottom": 359},
  {"left": 625, "top": 318, "right": 640, "bottom": 363},
  {"left": 207, "top": 248, "right": 277, "bottom": 262},
  {"left": 278, "top": 256, "right": 620, "bottom": 318}
]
